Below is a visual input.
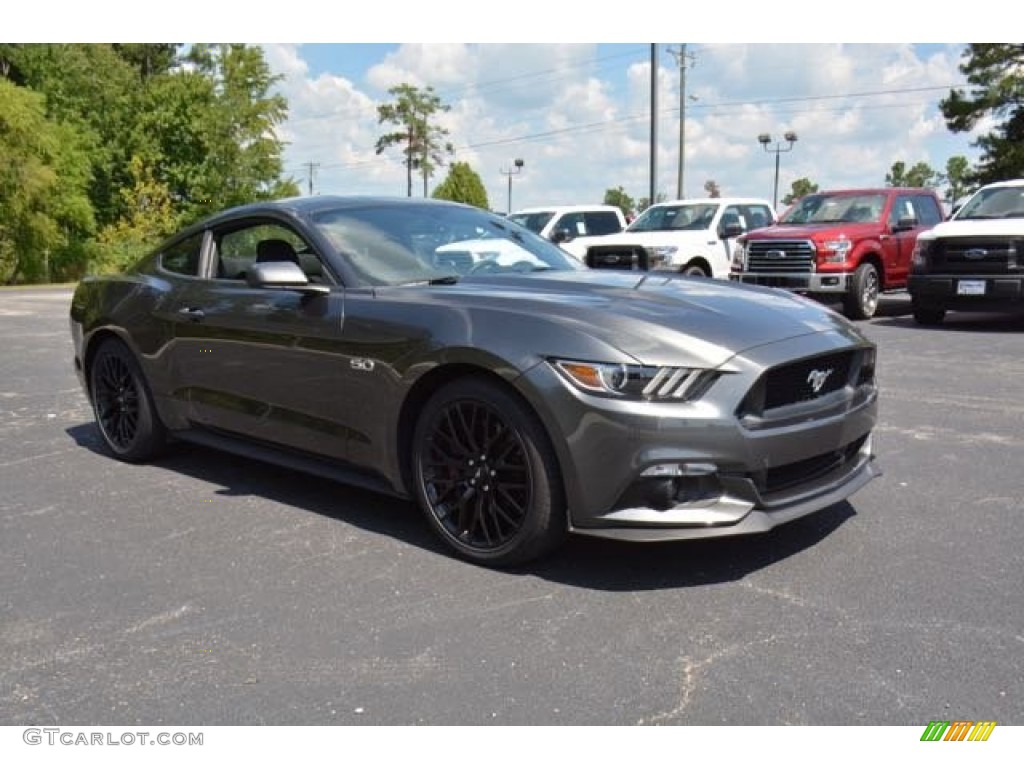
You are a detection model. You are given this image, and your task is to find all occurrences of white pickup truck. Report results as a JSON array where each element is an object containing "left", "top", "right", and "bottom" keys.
[{"left": 561, "top": 197, "right": 776, "bottom": 278}]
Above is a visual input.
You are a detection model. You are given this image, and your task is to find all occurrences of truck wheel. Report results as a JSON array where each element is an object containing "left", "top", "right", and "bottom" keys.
[
  {"left": 681, "top": 263, "right": 709, "bottom": 277},
  {"left": 911, "top": 301, "right": 946, "bottom": 325},
  {"left": 843, "top": 262, "right": 880, "bottom": 320}
]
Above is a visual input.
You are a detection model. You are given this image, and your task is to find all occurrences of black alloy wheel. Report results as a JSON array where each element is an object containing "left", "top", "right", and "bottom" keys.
[
  {"left": 412, "top": 377, "right": 565, "bottom": 566},
  {"left": 89, "top": 338, "right": 166, "bottom": 461}
]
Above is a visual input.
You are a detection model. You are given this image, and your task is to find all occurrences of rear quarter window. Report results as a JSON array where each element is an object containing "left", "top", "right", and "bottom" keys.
[{"left": 160, "top": 233, "right": 203, "bottom": 276}]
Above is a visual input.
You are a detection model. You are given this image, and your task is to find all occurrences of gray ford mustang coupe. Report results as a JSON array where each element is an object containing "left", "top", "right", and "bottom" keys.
[{"left": 70, "top": 196, "right": 880, "bottom": 566}]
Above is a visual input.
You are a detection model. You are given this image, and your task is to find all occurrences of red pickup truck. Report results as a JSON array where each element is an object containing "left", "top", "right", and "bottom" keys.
[{"left": 729, "top": 187, "right": 945, "bottom": 319}]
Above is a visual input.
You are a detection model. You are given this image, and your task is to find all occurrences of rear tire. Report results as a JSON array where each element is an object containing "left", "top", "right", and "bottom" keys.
[
  {"left": 411, "top": 377, "right": 567, "bottom": 567},
  {"left": 843, "top": 262, "right": 880, "bottom": 320},
  {"left": 89, "top": 338, "right": 167, "bottom": 462}
]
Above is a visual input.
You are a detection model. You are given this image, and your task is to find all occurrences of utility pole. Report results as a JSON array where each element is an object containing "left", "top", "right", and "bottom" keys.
[
  {"left": 666, "top": 44, "right": 696, "bottom": 200},
  {"left": 649, "top": 44, "right": 658, "bottom": 210},
  {"left": 305, "top": 161, "right": 321, "bottom": 196}
]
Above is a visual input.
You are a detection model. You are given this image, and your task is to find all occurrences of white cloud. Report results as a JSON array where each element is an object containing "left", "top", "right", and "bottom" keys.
[{"left": 269, "top": 43, "right": 987, "bottom": 210}]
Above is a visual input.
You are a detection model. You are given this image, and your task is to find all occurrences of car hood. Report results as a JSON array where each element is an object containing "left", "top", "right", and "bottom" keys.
[
  {"left": 388, "top": 270, "right": 862, "bottom": 369},
  {"left": 920, "top": 218, "right": 1024, "bottom": 239},
  {"left": 574, "top": 230, "right": 713, "bottom": 247},
  {"left": 749, "top": 223, "right": 882, "bottom": 239}
]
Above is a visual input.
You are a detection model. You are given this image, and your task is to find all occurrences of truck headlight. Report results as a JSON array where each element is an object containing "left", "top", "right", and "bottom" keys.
[
  {"left": 731, "top": 241, "right": 746, "bottom": 270},
  {"left": 821, "top": 237, "right": 852, "bottom": 263},
  {"left": 911, "top": 240, "right": 932, "bottom": 270}
]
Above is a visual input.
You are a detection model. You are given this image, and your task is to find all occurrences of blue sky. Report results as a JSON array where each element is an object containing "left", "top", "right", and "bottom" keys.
[
  {"left": 260, "top": 42, "right": 984, "bottom": 212},
  {"left": 19, "top": 5, "right": 993, "bottom": 213}
]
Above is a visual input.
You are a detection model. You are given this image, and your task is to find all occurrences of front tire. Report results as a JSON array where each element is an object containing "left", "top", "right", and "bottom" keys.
[
  {"left": 843, "top": 262, "right": 880, "bottom": 320},
  {"left": 89, "top": 338, "right": 167, "bottom": 462},
  {"left": 411, "top": 377, "right": 566, "bottom": 567},
  {"left": 681, "top": 262, "right": 709, "bottom": 277}
]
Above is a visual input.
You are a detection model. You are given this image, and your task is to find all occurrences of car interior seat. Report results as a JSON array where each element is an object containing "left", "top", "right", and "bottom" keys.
[{"left": 256, "top": 239, "right": 301, "bottom": 265}]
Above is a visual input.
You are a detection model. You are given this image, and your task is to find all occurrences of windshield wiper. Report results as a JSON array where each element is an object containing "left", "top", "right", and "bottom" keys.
[{"left": 428, "top": 275, "right": 459, "bottom": 285}]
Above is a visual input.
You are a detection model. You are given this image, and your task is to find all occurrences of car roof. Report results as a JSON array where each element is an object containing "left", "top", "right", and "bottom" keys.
[
  {"left": 511, "top": 204, "right": 622, "bottom": 214},
  {"left": 650, "top": 197, "right": 772, "bottom": 206}
]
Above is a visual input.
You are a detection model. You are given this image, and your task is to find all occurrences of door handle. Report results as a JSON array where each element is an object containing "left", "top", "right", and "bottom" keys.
[{"left": 177, "top": 307, "right": 205, "bottom": 321}]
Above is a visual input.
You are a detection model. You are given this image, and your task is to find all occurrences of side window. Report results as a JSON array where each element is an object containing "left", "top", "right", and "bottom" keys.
[
  {"left": 160, "top": 233, "right": 204, "bottom": 276},
  {"left": 553, "top": 212, "right": 587, "bottom": 237},
  {"left": 584, "top": 211, "right": 623, "bottom": 235},
  {"left": 744, "top": 205, "right": 774, "bottom": 230},
  {"left": 720, "top": 205, "right": 744, "bottom": 233},
  {"left": 912, "top": 195, "right": 943, "bottom": 226},
  {"left": 214, "top": 222, "right": 327, "bottom": 283},
  {"left": 889, "top": 196, "right": 919, "bottom": 227}
]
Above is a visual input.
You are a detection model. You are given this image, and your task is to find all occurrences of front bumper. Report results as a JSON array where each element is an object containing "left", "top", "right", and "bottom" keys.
[
  {"left": 730, "top": 271, "right": 851, "bottom": 294},
  {"left": 519, "top": 331, "right": 879, "bottom": 542},
  {"left": 908, "top": 274, "right": 1024, "bottom": 307}
]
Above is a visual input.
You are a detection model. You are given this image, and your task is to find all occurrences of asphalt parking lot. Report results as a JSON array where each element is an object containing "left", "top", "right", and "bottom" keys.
[{"left": 1, "top": 287, "right": 1021, "bottom": 726}]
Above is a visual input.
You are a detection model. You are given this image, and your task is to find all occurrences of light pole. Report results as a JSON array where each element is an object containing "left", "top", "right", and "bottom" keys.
[
  {"left": 758, "top": 131, "right": 798, "bottom": 211},
  {"left": 500, "top": 158, "right": 525, "bottom": 214}
]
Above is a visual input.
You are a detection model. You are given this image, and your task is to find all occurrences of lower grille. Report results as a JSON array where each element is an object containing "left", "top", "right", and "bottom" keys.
[{"left": 759, "top": 434, "right": 868, "bottom": 495}]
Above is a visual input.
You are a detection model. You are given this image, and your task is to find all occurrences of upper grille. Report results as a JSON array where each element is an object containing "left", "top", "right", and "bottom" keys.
[
  {"left": 932, "top": 237, "right": 1020, "bottom": 274},
  {"left": 763, "top": 350, "right": 854, "bottom": 409},
  {"left": 585, "top": 245, "right": 650, "bottom": 270},
  {"left": 738, "top": 350, "right": 861, "bottom": 418},
  {"left": 746, "top": 239, "right": 815, "bottom": 273}
]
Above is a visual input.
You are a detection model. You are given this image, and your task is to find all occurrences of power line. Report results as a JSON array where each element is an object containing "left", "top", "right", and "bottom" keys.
[{"left": 293, "top": 83, "right": 966, "bottom": 175}]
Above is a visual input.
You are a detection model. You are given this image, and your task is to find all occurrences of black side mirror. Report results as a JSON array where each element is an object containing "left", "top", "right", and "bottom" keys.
[
  {"left": 892, "top": 216, "right": 919, "bottom": 232},
  {"left": 550, "top": 228, "right": 573, "bottom": 244},
  {"left": 720, "top": 221, "right": 745, "bottom": 239}
]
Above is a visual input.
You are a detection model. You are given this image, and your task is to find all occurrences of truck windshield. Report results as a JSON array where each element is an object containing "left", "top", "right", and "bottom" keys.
[
  {"left": 955, "top": 186, "right": 1024, "bottom": 220},
  {"left": 628, "top": 203, "right": 719, "bottom": 232},
  {"left": 781, "top": 194, "right": 886, "bottom": 225}
]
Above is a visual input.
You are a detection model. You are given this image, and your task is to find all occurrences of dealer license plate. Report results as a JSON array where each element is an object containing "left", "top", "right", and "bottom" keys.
[{"left": 957, "top": 280, "right": 986, "bottom": 296}]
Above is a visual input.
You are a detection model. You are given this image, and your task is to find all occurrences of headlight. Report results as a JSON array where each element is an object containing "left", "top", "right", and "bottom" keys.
[
  {"left": 731, "top": 241, "right": 746, "bottom": 270},
  {"left": 911, "top": 240, "right": 932, "bottom": 270},
  {"left": 821, "top": 237, "right": 852, "bottom": 263},
  {"left": 551, "top": 359, "right": 715, "bottom": 401},
  {"left": 647, "top": 245, "right": 678, "bottom": 267}
]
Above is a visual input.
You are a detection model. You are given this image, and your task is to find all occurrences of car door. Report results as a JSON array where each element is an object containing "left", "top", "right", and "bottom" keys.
[
  {"left": 168, "top": 218, "right": 354, "bottom": 461},
  {"left": 884, "top": 195, "right": 928, "bottom": 285}
]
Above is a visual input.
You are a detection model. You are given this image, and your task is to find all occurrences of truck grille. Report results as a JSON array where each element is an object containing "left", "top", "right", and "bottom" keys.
[
  {"left": 932, "top": 237, "right": 1020, "bottom": 274},
  {"left": 746, "top": 239, "right": 815, "bottom": 273}
]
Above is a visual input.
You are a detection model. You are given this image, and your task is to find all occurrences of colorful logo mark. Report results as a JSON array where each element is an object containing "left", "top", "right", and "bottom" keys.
[{"left": 920, "top": 721, "right": 996, "bottom": 742}]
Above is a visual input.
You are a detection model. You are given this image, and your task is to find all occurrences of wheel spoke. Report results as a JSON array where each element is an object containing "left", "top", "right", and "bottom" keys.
[{"left": 419, "top": 396, "right": 533, "bottom": 553}]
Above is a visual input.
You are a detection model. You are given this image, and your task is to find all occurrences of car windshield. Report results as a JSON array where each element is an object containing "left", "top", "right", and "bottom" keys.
[
  {"left": 955, "top": 186, "right": 1024, "bottom": 220},
  {"left": 506, "top": 211, "right": 554, "bottom": 234},
  {"left": 311, "top": 203, "right": 583, "bottom": 286},
  {"left": 628, "top": 203, "right": 718, "bottom": 232},
  {"left": 781, "top": 194, "right": 885, "bottom": 224}
]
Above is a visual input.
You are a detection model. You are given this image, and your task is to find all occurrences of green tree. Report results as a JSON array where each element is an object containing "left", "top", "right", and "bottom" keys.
[
  {"left": 942, "top": 155, "right": 973, "bottom": 205},
  {"left": 886, "top": 160, "right": 940, "bottom": 188},
  {"left": 703, "top": 179, "right": 721, "bottom": 198},
  {"left": 603, "top": 186, "right": 635, "bottom": 218},
  {"left": 941, "top": 44, "right": 1024, "bottom": 185},
  {"left": 636, "top": 192, "right": 668, "bottom": 212},
  {"left": 432, "top": 161, "right": 489, "bottom": 208},
  {"left": 0, "top": 80, "right": 94, "bottom": 284},
  {"left": 376, "top": 84, "right": 454, "bottom": 197},
  {"left": 96, "top": 156, "right": 178, "bottom": 273},
  {"left": 782, "top": 177, "right": 819, "bottom": 206}
]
